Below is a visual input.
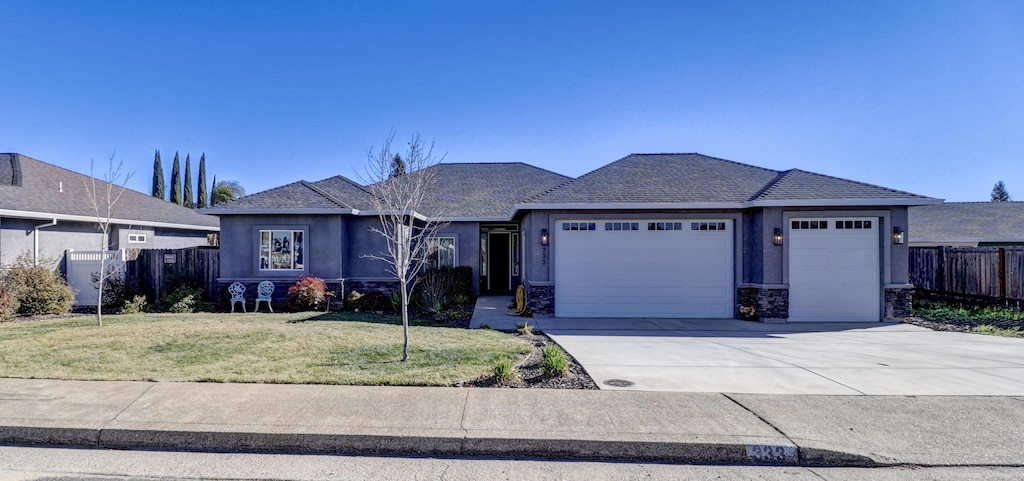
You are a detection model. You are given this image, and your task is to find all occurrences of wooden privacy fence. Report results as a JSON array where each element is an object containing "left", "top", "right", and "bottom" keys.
[
  {"left": 909, "top": 246, "right": 1024, "bottom": 305},
  {"left": 125, "top": 247, "right": 220, "bottom": 303}
]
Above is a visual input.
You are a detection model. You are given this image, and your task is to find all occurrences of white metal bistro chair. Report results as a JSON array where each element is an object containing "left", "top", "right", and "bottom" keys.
[
  {"left": 255, "top": 281, "right": 274, "bottom": 313},
  {"left": 228, "top": 282, "right": 246, "bottom": 313}
]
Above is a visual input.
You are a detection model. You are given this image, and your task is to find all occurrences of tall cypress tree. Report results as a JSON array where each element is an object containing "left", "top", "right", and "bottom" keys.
[
  {"left": 151, "top": 150, "right": 165, "bottom": 199},
  {"left": 183, "top": 154, "right": 194, "bottom": 208},
  {"left": 170, "top": 151, "right": 182, "bottom": 205},
  {"left": 209, "top": 175, "right": 217, "bottom": 206},
  {"left": 196, "top": 153, "right": 208, "bottom": 209}
]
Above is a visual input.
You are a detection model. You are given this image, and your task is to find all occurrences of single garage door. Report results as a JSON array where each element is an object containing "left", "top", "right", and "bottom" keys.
[
  {"left": 555, "top": 219, "right": 734, "bottom": 318},
  {"left": 788, "top": 218, "right": 880, "bottom": 322}
]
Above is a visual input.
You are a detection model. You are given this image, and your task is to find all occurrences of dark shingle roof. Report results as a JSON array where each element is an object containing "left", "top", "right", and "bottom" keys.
[
  {"left": 528, "top": 153, "right": 934, "bottom": 205},
  {"left": 909, "top": 202, "right": 1024, "bottom": 243},
  {"left": 0, "top": 153, "right": 218, "bottom": 229},
  {"left": 416, "top": 163, "right": 571, "bottom": 218},
  {"left": 209, "top": 175, "right": 375, "bottom": 212},
  {"left": 754, "top": 169, "right": 932, "bottom": 201},
  {"left": 529, "top": 154, "right": 780, "bottom": 203}
]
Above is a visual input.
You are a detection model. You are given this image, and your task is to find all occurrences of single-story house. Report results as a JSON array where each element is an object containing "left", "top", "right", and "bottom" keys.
[
  {"left": 909, "top": 202, "right": 1024, "bottom": 247},
  {"left": 207, "top": 153, "right": 941, "bottom": 322},
  {"left": 0, "top": 153, "right": 220, "bottom": 303}
]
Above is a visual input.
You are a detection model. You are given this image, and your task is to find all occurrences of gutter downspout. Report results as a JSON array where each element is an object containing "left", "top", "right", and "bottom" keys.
[{"left": 33, "top": 218, "right": 58, "bottom": 266}]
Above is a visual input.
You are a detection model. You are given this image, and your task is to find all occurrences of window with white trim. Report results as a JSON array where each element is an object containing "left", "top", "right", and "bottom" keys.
[
  {"left": 259, "top": 230, "right": 304, "bottom": 270},
  {"left": 128, "top": 233, "right": 147, "bottom": 243},
  {"left": 427, "top": 237, "right": 457, "bottom": 269}
]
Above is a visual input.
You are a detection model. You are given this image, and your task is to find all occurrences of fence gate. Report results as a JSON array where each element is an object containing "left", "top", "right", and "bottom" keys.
[{"left": 65, "top": 250, "right": 126, "bottom": 306}]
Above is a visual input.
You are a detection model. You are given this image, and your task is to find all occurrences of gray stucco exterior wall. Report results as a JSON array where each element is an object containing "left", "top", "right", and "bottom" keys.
[{"left": 218, "top": 214, "right": 344, "bottom": 281}]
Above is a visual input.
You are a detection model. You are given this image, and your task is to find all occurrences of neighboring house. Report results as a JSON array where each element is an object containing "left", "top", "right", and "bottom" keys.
[
  {"left": 0, "top": 153, "right": 219, "bottom": 288},
  {"left": 909, "top": 202, "right": 1024, "bottom": 247},
  {"left": 207, "top": 153, "right": 940, "bottom": 322}
]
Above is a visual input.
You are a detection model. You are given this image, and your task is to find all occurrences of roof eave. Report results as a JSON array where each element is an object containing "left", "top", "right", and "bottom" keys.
[
  {"left": 748, "top": 198, "right": 944, "bottom": 207},
  {"left": 204, "top": 208, "right": 358, "bottom": 215},
  {"left": 0, "top": 209, "right": 219, "bottom": 231}
]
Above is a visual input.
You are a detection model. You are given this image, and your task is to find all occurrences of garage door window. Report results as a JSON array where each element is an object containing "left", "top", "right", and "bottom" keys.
[
  {"left": 563, "top": 222, "right": 596, "bottom": 231},
  {"left": 604, "top": 222, "right": 639, "bottom": 231},
  {"left": 691, "top": 222, "right": 727, "bottom": 231},
  {"left": 836, "top": 220, "right": 871, "bottom": 229},
  {"left": 791, "top": 220, "right": 828, "bottom": 230},
  {"left": 648, "top": 222, "right": 684, "bottom": 231}
]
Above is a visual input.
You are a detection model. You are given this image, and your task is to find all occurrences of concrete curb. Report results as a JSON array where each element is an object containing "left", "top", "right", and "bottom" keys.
[{"left": 1, "top": 424, "right": 813, "bottom": 465}]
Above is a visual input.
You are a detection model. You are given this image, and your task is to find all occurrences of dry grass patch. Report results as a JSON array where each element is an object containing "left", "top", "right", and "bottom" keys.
[{"left": 0, "top": 312, "right": 530, "bottom": 385}]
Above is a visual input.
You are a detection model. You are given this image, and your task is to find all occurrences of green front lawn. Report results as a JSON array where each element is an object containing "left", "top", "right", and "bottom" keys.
[{"left": 0, "top": 312, "right": 530, "bottom": 385}]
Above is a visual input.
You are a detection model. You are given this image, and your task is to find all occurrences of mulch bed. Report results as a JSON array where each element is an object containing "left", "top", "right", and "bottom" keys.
[
  {"left": 903, "top": 317, "right": 1024, "bottom": 336},
  {"left": 455, "top": 331, "right": 598, "bottom": 389}
]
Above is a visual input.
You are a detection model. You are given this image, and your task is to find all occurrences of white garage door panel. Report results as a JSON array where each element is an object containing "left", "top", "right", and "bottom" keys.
[
  {"left": 788, "top": 218, "right": 880, "bottom": 322},
  {"left": 555, "top": 220, "right": 734, "bottom": 318}
]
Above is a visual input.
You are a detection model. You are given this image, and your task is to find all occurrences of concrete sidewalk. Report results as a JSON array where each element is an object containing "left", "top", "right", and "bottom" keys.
[{"left": 1, "top": 378, "right": 1022, "bottom": 467}]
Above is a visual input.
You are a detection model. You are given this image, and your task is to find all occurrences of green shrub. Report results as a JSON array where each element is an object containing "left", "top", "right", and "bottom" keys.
[
  {"left": 158, "top": 281, "right": 203, "bottom": 313},
  {"left": 3, "top": 256, "right": 74, "bottom": 316},
  {"left": 287, "top": 275, "right": 333, "bottom": 311},
  {"left": 976, "top": 324, "right": 1022, "bottom": 337},
  {"left": 120, "top": 295, "right": 149, "bottom": 314},
  {"left": 541, "top": 345, "right": 569, "bottom": 377},
  {"left": 90, "top": 265, "right": 127, "bottom": 311},
  {"left": 492, "top": 359, "right": 519, "bottom": 383},
  {"left": 478, "top": 322, "right": 492, "bottom": 330},
  {"left": 516, "top": 322, "right": 533, "bottom": 335},
  {"left": 389, "top": 290, "right": 403, "bottom": 312}
]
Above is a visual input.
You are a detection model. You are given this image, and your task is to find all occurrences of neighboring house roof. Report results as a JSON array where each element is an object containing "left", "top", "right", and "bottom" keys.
[
  {"left": 0, "top": 153, "right": 219, "bottom": 231},
  {"left": 521, "top": 153, "right": 939, "bottom": 210},
  {"left": 909, "top": 202, "right": 1024, "bottom": 245},
  {"left": 203, "top": 175, "right": 375, "bottom": 214},
  {"left": 418, "top": 163, "right": 571, "bottom": 219}
]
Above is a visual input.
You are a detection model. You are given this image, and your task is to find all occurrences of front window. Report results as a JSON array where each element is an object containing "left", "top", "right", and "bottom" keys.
[
  {"left": 426, "top": 237, "right": 456, "bottom": 269},
  {"left": 259, "top": 230, "right": 304, "bottom": 270},
  {"left": 128, "top": 233, "right": 147, "bottom": 243}
]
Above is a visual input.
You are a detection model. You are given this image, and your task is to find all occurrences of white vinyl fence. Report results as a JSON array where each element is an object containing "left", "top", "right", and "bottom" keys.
[{"left": 65, "top": 250, "right": 125, "bottom": 306}]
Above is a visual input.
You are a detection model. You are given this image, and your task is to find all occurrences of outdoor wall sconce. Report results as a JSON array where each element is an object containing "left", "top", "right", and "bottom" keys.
[
  {"left": 540, "top": 228, "right": 549, "bottom": 264},
  {"left": 773, "top": 228, "right": 783, "bottom": 246},
  {"left": 893, "top": 227, "right": 905, "bottom": 245}
]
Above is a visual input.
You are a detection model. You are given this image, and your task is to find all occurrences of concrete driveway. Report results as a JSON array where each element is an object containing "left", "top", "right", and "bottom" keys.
[{"left": 532, "top": 318, "right": 1024, "bottom": 395}]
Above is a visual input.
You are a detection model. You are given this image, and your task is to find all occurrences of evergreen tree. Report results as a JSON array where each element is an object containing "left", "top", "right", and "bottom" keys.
[
  {"left": 170, "top": 152, "right": 182, "bottom": 205},
  {"left": 151, "top": 150, "right": 165, "bottom": 199},
  {"left": 211, "top": 179, "right": 246, "bottom": 205},
  {"left": 196, "top": 153, "right": 208, "bottom": 209},
  {"left": 209, "top": 175, "right": 217, "bottom": 206},
  {"left": 389, "top": 154, "right": 406, "bottom": 178},
  {"left": 991, "top": 181, "right": 1011, "bottom": 202},
  {"left": 183, "top": 154, "right": 194, "bottom": 208}
]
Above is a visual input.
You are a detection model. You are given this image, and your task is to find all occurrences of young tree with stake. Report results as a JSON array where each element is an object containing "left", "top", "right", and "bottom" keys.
[
  {"left": 84, "top": 153, "right": 133, "bottom": 327},
  {"left": 361, "top": 133, "right": 446, "bottom": 361}
]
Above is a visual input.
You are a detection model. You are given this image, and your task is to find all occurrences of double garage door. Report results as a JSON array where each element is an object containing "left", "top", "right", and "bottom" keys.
[
  {"left": 555, "top": 219, "right": 734, "bottom": 318},
  {"left": 554, "top": 217, "right": 882, "bottom": 321}
]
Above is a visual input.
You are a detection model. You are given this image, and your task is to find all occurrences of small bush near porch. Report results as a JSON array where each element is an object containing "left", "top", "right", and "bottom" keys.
[{"left": 0, "top": 312, "right": 530, "bottom": 385}]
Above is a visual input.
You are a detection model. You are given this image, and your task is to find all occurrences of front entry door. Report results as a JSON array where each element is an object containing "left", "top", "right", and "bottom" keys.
[{"left": 487, "top": 232, "right": 511, "bottom": 292}]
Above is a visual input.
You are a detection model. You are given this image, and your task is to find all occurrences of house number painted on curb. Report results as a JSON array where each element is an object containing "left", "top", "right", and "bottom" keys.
[{"left": 746, "top": 444, "right": 797, "bottom": 463}]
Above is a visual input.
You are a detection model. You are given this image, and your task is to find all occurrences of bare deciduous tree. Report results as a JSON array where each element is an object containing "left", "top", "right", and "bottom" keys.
[
  {"left": 361, "top": 133, "right": 446, "bottom": 361},
  {"left": 84, "top": 153, "right": 134, "bottom": 326}
]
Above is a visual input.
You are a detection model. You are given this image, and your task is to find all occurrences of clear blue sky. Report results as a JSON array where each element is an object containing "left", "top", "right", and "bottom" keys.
[{"left": 2, "top": 0, "right": 1022, "bottom": 202}]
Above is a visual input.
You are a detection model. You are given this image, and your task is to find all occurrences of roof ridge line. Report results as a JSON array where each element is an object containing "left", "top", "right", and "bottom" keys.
[
  {"left": 300, "top": 180, "right": 356, "bottom": 209},
  {"left": 748, "top": 169, "right": 791, "bottom": 201}
]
